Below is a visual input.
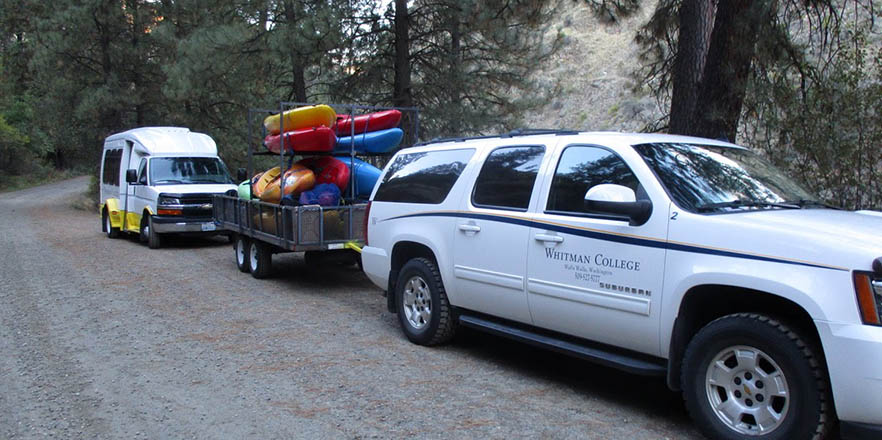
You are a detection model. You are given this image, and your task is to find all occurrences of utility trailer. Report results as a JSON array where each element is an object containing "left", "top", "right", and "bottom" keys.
[{"left": 213, "top": 102, "right": 419, "bottom": 278}]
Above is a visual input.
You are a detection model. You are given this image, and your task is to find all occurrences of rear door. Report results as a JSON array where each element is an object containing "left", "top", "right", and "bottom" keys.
[
  {"left": 525, "top": 144, "right": 668, "bottom": 355},
  {"left": 452, "top": 145, "right": 547, "bottom": 324}
]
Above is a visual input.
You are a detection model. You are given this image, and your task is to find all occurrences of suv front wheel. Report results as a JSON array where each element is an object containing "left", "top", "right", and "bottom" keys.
[
  {"left": 681, "top": 313, "right": 831, "bottom": 440},
  {"left": 396, "top": 257, "right": 456, "bottom": 346}
]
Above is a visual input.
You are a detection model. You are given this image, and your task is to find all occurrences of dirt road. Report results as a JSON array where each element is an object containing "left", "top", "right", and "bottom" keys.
[{"left": 0, "top": 177, "right": 702, "bottom": 439}]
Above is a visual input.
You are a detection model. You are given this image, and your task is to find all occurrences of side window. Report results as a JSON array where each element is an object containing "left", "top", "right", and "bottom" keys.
[
  {"left": 102, "top": 148, "right": 122, "bottom": 186},
  {"left": 138, "top": 158, "right": 148, "bottom": 185},
  {"left": 546, "top": 145, "right": 640, "bottom": 215},
  {"left": 374, "top": 148, "right": 475, "bottom": 204},
  {"left": 472, "top": 145, "right": 545, "bottom": 211}
]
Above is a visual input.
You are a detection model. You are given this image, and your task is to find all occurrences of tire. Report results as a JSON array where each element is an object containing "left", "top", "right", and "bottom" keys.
[
  {"left": 248, "top": 240, "right": 272, "bottom": 279},
  {"left": 681, "top": 313, "right": 831, "bottom": 440},
  {"left": 395, "top": 257, "right": 456, "bottom": 346},
  {"left": 104, "top": 209, "right": 120, "bottom": 238},
  {"left": 147, "top": 216, "right": 162, "bottom": 249},
  {"left": 139, "top": 214, "right": 149, "bottom": 244},
  {"left": 235, "top": 235, "right": 250, "bottom": 273}
]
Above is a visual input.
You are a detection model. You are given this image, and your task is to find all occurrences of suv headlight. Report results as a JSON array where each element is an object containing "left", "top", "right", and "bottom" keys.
[
  {"left": 158, "top": 195, "right": 181, "bottom": 206},
  {"left": 853, "top": 272, "right": 882, "bottom": 326}
]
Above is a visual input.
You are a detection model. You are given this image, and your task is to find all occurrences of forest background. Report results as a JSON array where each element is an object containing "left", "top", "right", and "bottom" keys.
[{"left": 1, "top": 0, "right": 881, "bottom": 209}]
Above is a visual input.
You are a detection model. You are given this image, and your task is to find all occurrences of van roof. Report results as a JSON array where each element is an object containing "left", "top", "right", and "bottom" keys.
[{"left": 104, "top": 127, "right": 218, "bottom": 156}]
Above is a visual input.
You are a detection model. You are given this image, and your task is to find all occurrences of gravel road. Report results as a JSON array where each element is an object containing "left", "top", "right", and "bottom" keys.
[{"left": 0, "top": 177, "right": 703, "bottom": 439}]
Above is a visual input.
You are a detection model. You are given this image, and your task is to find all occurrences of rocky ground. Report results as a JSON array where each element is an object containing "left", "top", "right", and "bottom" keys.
[{"left": 0, "top": 177, "right": 701, "bottom": 439}]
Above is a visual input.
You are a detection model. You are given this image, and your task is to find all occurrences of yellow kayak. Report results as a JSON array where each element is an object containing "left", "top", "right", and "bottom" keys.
[
  {"left": 252, "top": 167, "right": 281, "bottom": 199},
  {"left": 263, "top": 105, "right": 336, "bottom": 135}
]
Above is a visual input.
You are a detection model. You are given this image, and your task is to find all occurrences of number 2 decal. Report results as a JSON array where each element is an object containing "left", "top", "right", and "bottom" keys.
[{"left": 671, "top": 212, "right": 679, "bottom": 220}]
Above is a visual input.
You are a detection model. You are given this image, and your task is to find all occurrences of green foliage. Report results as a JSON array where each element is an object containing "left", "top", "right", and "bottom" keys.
[{"left": 745, "top": 28, "right": 882, "bottom": 210}]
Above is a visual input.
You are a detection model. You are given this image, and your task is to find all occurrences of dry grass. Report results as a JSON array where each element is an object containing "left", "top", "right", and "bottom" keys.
[{"left": 527, "top": 3, "right": 663, "bottom": 132}]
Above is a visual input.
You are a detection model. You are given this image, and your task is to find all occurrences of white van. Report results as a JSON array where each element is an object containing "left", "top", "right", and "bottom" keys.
[{"left": 99, "top": 127, "right": 237, "bottom": 248}]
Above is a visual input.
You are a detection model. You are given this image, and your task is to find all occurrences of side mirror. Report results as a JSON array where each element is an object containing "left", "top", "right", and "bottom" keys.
[
  {"left": 237, "top": 167, "right": 247, "bottom": 182},
  {"left": 126, "top": 169, "right": 138, "bottom": 184},
  {"left": 584, "top": 184, "right": 652, "bottom": 226}
]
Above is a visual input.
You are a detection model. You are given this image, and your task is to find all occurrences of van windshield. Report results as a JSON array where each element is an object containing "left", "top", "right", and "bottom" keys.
[{"left": 150, "top": 157, "right": 233, "bottom": 185}]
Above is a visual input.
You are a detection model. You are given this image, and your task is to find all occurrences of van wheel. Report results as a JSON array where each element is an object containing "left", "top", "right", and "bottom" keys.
[
  {"left": 395, "top": 257, "right": 456, "bottom": 346},
  {"left": 249, "top": 241, "right": 271, "bottom": 279},
  {"left": 681, "top": 313, "right": 830, "bottom": 440},
  {"left": 139, "top": 215, "right": 149, "bottom": 244},
  {"left": 235, "top": 235, "right": 250, "bottom": 273},
  {"left": 147, "top": 216, "right": 162, "bottom": 249},
  {"left": 104, "top": 209, "right": 120, "bottom": 238}
]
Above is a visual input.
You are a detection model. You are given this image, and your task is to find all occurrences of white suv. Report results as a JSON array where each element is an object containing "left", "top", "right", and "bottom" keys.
[{"left": 362, "top": 131, "right": 882, "bottom": 440}]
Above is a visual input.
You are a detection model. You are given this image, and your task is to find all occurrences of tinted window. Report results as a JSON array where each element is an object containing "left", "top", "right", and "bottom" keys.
[
  {"left": 102, "top": 148, "right": 122, "bottom": 185},
  {"left": 546, "top": 146, "right": 639, "bottom": 215},
  {"left": 374, "top": 149, "right": 475, "bottom": 204},
  {"left": 634, "top": 143, "right": 817, "bottom": 213},
  {"left": 472, "top": 146, "right": 544, "bottom": 211}
]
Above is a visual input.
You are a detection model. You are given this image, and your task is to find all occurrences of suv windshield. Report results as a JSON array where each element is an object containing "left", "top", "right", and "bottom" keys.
[
  {"left": 150, "top": 157, "right": 233, "bottom": 185},
  {"left": 633, "top": 142, "right": 821, "bottom": 213}
]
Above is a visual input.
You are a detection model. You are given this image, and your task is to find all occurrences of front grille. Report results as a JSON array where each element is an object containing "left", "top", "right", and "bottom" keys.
[{"left": 179, "top": 193, "right": 215, "bottom": 218}]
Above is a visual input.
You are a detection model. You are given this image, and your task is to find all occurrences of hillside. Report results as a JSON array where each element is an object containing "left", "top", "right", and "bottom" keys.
[{"left": 525, "top": 4, "right": 663, "bottom": 132}]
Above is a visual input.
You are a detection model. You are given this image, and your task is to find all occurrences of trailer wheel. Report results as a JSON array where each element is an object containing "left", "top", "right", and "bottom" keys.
[
  {"left": 104, "top": 209, "right": 120, "bottom": 238},
  {"left": 249, "top": 240, "right": 272, "bottom": 279},
  {"left": 235, "top": 235, "right": 250, "bottom": 273}
]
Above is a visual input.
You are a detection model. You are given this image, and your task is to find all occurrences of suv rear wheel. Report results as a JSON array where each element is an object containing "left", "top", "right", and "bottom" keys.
[
  {"left": 395, "top": 257, "right": 456, "bottom": 346},
  {"left": 681, "top": 313, "right": 830, "bottom": 440}
]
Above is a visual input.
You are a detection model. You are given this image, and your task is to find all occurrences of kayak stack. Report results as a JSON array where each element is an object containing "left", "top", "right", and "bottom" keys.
[{"left": 240, "top": 104, "right": 403, "bottom": 206}]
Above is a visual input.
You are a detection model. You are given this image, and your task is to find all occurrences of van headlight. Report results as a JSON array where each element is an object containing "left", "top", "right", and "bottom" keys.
[
  {"left": 853, "top": 272, "right": 882, "bottom": 326},
  {"left": 158, "top": 195, "right": 181, "bottom": 206}
]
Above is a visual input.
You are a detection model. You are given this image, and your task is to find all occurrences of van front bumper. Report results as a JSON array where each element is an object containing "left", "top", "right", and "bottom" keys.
[
  {"left": 151, "top": 216, "right": 222, "bottom": 234},
  {"left": 815, "top": 320, "right": 882, "bottom": 434}
]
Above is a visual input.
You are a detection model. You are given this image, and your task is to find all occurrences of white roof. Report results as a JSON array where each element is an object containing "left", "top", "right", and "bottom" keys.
[
  {"left": 104, "top": 127, "right": 217, "bottom": 156},
  {"left": 411, "top": 131, "right": 744, "bottom": 152}
]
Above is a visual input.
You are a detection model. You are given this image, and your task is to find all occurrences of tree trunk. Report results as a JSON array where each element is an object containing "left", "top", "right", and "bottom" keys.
[
  {"left": 669, "top": 0, "right": 716, "bottom": 135},
  {"left": 690, "top": 0, "right": 768, "bottom": 141},
  {"left": 393, "top": 0, "right": 412, "bottom": 108},
  {"left": 283, "top": 1, "right": 307, "bottom": 103}
]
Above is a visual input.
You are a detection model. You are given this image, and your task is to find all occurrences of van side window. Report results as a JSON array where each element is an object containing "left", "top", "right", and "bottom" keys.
[
  {"left": 138, "top": 158, "right": 148, "bottom": 185},
  {"left": 546, "top": 146, "right": 640, "bottom": 215},
  {"left": 472, "top": 145, "right": 545, "bottom": 211},
  {"left": 374, "top": 149, "right": 475, "bottom": 204},
  {"left": 102, "top": 148, "right": 122, "bottom": 186}
]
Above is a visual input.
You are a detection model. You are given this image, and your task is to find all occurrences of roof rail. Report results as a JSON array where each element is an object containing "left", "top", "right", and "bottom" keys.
[{"left": 413, "top": 128, "right": 579, "bottom": 147}]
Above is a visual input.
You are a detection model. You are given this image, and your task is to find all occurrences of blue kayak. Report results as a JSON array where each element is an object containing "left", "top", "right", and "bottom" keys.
[
  {"left": 336, "top": 157, "right": 383, "bottom": 198},
  {"left": 334, "top": 128, "right": 403, "bottom": 154}
]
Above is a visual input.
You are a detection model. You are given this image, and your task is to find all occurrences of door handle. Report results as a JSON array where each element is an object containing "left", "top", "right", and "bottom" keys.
[
  {"left": 458, "top": 224, "right": 481, "bottom": 233},
  {"left": 534, "top": 233, "right": 563, "bottom": 243}
]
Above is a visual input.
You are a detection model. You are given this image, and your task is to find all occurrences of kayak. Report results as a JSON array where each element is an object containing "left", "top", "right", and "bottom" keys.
[
  {"left": 237, "top": 180, "right": 252, "bottom": 200},
  {"left": 334, "top": 127, "right": 404, "bottom": 154},
  {"left": 336, "top": 157, "right": 382, "bottom": 198},
  {"left": 264, "top": 126, "right": 336, "bottom": 154},
  {"left": 252, "top": 167, "right": 280, "bottom": 199},
  {"left": 263, "top": 105, "right": 336, "bottom": 136},
  {"left": 297, "top": 156, "right": 350, "bottom": 192},
  {"left": 334, "top": 110, "right": 402, "bottom": 136},
  {"left": 258, "top": 164, "right": 316, "bottom": 203}
]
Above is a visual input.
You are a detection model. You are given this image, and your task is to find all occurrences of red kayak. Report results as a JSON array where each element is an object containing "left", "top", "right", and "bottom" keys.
[
  {"left": 334, "top": 110, "right": 402, "bottom": 136},
  {"left": 264, "top": 126, "right": 336, "bottom": 154},
  {"left": 297, "top": 156, "right": 351, "bottom": 191}
]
